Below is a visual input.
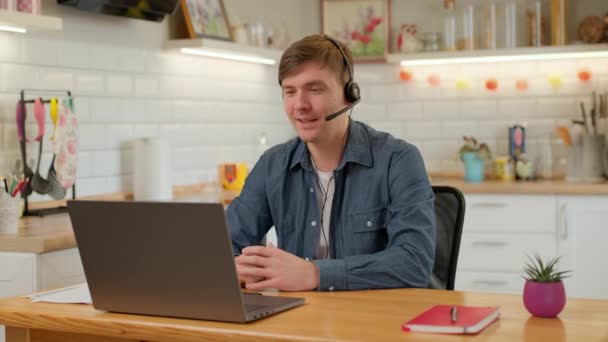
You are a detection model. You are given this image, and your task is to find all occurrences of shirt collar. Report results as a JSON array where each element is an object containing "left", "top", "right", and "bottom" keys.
[{"left": 289, "top": 120, "right": 373, "bottom": 171}]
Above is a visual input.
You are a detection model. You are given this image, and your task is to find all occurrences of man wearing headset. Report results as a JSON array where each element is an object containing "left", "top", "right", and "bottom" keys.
[{"left": 228, "top": 34, "right": 436, "bottom": 291}]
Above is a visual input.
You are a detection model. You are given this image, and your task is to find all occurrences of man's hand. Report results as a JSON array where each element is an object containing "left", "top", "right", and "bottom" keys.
[{"left": 234, "top": 243, "right": 319, "bottom": 291}]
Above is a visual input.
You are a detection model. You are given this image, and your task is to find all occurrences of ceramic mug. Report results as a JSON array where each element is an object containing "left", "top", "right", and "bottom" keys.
[{"left": 462, "top": 152, "right": 484, "bottom": 183}]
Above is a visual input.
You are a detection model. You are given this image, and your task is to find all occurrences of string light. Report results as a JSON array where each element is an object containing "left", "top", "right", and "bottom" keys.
[
  {"left": 577, "top": 68, "right": 592, "bottom": 82},
  {"left": 399, "top": 68, "right": 413, "bottom": 82}
]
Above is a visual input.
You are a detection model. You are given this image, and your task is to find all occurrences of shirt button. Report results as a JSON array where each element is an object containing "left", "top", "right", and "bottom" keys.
[
  {"left": 366, "top": 220, "right": 372, "bottom": 227},
  {"left": 310, "top": 187, "right": 314, "bottom": 193},
  {"left": 328, "top": 286, "right": 335, "bottom": 291},
  {"left": 305, "top": 257, "right": 310, "bottom": 261},
  {"left": 311, "top": 221, "right": 317, "bottom": 227}
]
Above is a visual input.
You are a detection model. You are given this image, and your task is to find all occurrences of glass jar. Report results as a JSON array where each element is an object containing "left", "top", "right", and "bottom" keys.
[{"left": 420, "top": 32, "right": 441, "bottom": 52}]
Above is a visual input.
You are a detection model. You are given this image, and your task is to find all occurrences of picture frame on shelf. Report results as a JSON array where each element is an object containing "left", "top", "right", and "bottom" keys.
[
  {"left": 180, "top": 0, "right": 232, "bottom": 41},
  {"left": 321, "top": 0, "right": 390, "bottom": 62}
]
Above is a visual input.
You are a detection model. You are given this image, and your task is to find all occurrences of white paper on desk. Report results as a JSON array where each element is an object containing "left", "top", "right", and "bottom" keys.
[{"left": 26, "top": 283, "right": 92, "bottom": 304}]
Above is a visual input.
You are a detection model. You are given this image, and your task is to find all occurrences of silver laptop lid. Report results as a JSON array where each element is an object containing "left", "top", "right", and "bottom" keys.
[{"left": 67, "top": 200, "right": 249, "bottom": 322}]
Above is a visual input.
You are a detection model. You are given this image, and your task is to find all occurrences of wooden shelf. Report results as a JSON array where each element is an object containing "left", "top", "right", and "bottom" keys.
[
  {"left": 165, "top": 38, "right": 282, "bottom": 65},
  {"left": 387, "top": 44, "right": 608, "bottom": 65},
  {"left": 0, "top": 9, "right": 62, "bottom": 32}
]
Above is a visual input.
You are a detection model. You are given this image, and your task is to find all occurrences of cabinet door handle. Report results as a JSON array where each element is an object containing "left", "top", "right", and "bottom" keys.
[
  {"left": 472, "top": 280, "right": 509, "bottom": 286},
  {"left": 471, "top": 241, "right": 508, "bottom": 247},
  {"left": 558, "top": 203, "right": 568, "bottom": 240},
  {"left": 471, "top": 203, "right": 507, "bottom": 208}
]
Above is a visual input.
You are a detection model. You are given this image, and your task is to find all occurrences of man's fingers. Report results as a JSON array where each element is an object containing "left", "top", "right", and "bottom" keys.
[
  {"left": 246, "top": 278, "right": 278, "bottom": 291},
  {"left": 242, "top": 245, "right": 274, "bottom": 257},
  {"left": 238, "top": 266, "right": 271, "bottom": 279},
  {"left": 235, "top": 255, "right": 272, "bottom": 268}
]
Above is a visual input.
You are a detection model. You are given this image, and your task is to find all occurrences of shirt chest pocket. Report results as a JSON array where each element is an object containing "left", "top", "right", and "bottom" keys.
[{"left": 349, "top": 208, "right": 388, "bottom": 255}]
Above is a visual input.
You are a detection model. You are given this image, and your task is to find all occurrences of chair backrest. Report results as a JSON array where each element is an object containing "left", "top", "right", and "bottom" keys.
[{"left": 428, "top": 186, "right": 465, "bottom": 290}]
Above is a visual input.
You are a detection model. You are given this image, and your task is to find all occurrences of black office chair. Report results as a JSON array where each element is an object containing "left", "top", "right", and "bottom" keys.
[{"left": 428, "top": 186, "right": 465, "bottom": 290}]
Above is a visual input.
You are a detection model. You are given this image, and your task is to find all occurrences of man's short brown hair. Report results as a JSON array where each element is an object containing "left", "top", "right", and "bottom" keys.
[{"left": 278, "top": 34, "right": 353, "bottom": 87}]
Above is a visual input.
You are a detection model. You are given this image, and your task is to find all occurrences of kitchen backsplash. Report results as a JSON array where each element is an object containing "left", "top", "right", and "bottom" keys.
[{"left": 0, "top": 32, "right": 607, "bottom": 199}]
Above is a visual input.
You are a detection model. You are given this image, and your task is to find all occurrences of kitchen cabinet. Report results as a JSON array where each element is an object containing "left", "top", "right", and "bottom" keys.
[
  {"left": 455, "top": 193, "right": 608, "bottom": 301},
  {"left": 0, "top": 248, "right": 84, "bottom": 297},
  {"left": 455, "top": 194, "right": 557, "bottom": 295},
  {"left": 557, "top": 196, "right": 608, "bottom": 300},
  {"left": 0, "top": 248, "right": 85, "bottom": 342}
]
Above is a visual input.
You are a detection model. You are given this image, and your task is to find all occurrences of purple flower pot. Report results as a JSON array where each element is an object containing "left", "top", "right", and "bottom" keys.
[{"left": 523, "top": 280, "right": 566, "bottom": 317}]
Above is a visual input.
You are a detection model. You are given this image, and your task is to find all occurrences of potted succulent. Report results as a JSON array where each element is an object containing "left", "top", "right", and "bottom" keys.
[
  {"left": 458, "top": 136, "right": 492, "bottom": 182},
  {"left": 522, "top": 254, "right": 571, "bottom": 318}
]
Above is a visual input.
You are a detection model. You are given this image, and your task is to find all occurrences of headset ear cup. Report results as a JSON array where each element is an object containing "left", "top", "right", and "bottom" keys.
[{"left": 345, "top": 82, "right": 361, "bottom": 103}]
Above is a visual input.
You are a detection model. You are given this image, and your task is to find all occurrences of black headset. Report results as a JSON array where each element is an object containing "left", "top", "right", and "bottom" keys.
[{"left": 322, "top": 35, "right": 361, "bottom": 105}]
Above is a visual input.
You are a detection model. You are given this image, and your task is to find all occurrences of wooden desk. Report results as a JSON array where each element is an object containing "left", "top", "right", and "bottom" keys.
[{"left": 1, "top": 288, "right": 607, "bottom": 341}]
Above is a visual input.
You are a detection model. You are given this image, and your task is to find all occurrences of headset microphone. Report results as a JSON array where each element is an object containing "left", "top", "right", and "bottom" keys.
[
  {"left": 324, "top": 97, "right": 361, "bottom": 121},
  {"left": 322, "top": 35, "right": 361, "bottom": 122}
]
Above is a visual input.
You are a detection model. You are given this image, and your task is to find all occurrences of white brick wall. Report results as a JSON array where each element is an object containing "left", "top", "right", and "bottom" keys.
[
  {"left": 0, "top": 32, "right": 289, "bottom": 198},
  {"left": 1, "top": 30, "right": 607, "bottom": 199},
  {"left": 357, "top": 59, "right": 608, "bottom": 177}
]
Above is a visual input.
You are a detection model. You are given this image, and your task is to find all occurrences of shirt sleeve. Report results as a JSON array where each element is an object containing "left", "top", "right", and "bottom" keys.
[
  {"left": 225, "top": 153, "right": 274, "bottom": 256},
  {"left": 313, "top": 145, "right": 436, "bottom": 291}
]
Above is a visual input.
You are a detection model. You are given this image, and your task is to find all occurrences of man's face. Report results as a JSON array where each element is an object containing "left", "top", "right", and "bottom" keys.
[{"left": 281, "top": 61, "right": 347, "bottom": 143}]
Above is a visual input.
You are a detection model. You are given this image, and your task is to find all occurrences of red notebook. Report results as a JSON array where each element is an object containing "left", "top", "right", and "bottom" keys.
[{"left": 402, "top": 305, "right": 500, "bottom": 335}]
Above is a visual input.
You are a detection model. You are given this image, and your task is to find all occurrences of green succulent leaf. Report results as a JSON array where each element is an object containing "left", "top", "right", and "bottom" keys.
[
  {"left": 458, "top": 136, "right": 493, "bottom": 162},
  {"left": 522, "top": 253, "right": 572, "bottom": 283}
]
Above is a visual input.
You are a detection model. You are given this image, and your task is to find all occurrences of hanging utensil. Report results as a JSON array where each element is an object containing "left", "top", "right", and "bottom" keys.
[
  {"left": 591, "top": 91, "right": 597, "bottom": 136},
  {"left": 30, "top": 133, "right": 52, "bottom": 195},
  {"left": 50, "top": 97, "right": 59, "bottom": 140},
  {"left": 16, "top": 100, "right": 34, "bottom": 196},
  {"left": 601, "top": 92, "right": 607, "bottom": 119},
  {"left": 580, "top": 102, "right": 589, "bottom": 134}
]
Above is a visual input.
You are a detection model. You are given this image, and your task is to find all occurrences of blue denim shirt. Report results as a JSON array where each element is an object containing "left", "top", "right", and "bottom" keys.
[{"left": 226, "top": 120, "right": 436, "bottom": 291}]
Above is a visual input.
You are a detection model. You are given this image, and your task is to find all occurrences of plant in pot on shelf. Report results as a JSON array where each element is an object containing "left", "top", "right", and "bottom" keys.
[
  {"left": 458, "top": 136, "right": 492, "bottom": 182},
  {"left": 523, "top": 253, "right": 572, "bottom": 318}
]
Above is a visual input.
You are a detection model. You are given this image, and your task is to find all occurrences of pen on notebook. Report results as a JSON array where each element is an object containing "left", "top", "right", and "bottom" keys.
[
  {"left": 450, "top": 306, "right": 458, "bottom": 323},
  {"left": 2, "top": 178, "right": 8, "bottom": 193}
]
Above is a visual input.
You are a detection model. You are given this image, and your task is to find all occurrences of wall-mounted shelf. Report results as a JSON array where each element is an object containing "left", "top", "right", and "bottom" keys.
[
  {"left": 165, "top": 38, "right": 283, "bottom": 65},
  {"left": 0, "top": 9, "right": 62, "bottom": 33},
  {"left": 388, "top": 44, "right": 608, "bottom": 66}
]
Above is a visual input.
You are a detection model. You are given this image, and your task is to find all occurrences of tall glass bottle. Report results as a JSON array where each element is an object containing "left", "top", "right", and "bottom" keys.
[
  {"left": 504, "top": 0, "right": 518, "bottom": 48},
  {"left": 550, "top": 0, "right": 567, "bottom": 45},
  {"left": 480, "top": 2, "right": 497, "bottom": 49},
  {"left": 526, "top": 0, "right": 548, "bottom": 46},
  {"left": 459, "top": 3, "right": 475, "bottom": 50},
  {"left": 443, "top": 0, "right": 457, "bottom": 51}
]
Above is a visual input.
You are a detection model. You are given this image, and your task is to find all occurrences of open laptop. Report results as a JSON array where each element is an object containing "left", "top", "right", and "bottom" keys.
[{"left": 67, "top": 200, "right": 304, "bottom": 323}]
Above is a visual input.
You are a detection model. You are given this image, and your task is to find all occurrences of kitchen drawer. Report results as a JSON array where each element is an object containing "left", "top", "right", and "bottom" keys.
[
  {"left": 464, "top": 195, "right": 556, "bottom": 233},
  {"left": 455, "top": 271, "right": 524, "bottom": 294},
  {"left": 458, "top": 233, "right": 556, "bottom": 272},
  {"left": 38, "top": 248, "right": 85, "bottom": 291}
]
